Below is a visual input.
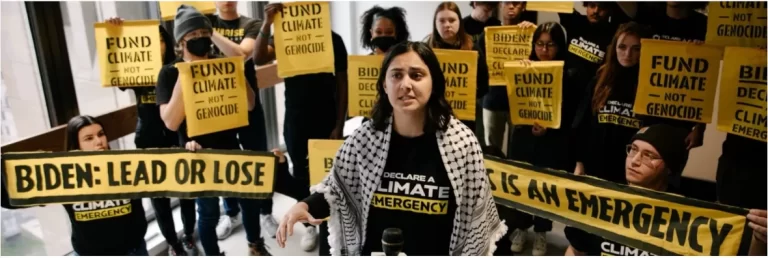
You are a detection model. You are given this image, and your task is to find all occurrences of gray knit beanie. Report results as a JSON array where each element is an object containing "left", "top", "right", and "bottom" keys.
[{"left": 174, "top": 5, "right": 212, "bottom": 43}]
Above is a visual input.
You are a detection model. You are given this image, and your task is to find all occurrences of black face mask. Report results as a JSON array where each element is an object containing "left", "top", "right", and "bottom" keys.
[
  {"left": 371, "top": 36, "right": 398, "bottom": 53},
  {"left": 186, "top": 37, "right": 212, "bottom": 57}
]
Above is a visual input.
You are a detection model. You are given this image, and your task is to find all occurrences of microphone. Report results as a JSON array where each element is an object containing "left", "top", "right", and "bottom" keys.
[{"left": 381, "top": 228, "right": 403, "bottom": 256}]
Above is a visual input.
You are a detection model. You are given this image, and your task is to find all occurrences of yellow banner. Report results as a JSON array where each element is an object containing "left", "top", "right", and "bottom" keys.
[
  {"left": 485, "top": 157, "right": 751, "bottom": 256},
  {"left": 273, "top": 2, "right": 335, "bottom": 78},
  {"left": 2, "top": 149, "right": 277, "bottom": 206},
  {"left": 484, "top": 26, "right": 535, "bottom": 85},
  {"left": 94, "top": 20, "right": 163, "bottom": 87},
  {"left": 706, "top": 2, "right": 767, "bottom": 48},
  {"left": 308, "top": 139, "right": 344, "bottom": 185},
  {"left": 159, "top": 1, "right": 217, "bottom": 21},
  {"left": 504, "top": 61, "right": 564, "bottom": 129},
  {"left": 634, "top": 39, "right": 724, "bottom": 123},
  {"left": 525, "top": 1, "right": 573, "bottom": 13},
  {"left": 176, "top": 56, "right": 249, "bottom": 137},
  {"left": 434, "top": 49, "right": 478, "bottom": 121},
  {"left": 716, "top": 47, "right": 767, "bottom": 142},
  {"left": 347, "top": 55, "right": 384, "bottom": 118}
]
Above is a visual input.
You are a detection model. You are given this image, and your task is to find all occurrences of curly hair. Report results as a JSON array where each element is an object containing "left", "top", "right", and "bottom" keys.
[{"left": 360, "top": 6, "right": 410, "bottom": 51}]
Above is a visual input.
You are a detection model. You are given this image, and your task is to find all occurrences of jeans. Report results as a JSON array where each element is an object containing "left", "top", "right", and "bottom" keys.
[
  {"left": 151, "top": 198, "right": 196, "bottom": 251},
  {"left": 197, "top": 197, "right": 262, "bottom": 255},
  {"left": 74, "top": 241, "right": 148, "bottom": 256}
]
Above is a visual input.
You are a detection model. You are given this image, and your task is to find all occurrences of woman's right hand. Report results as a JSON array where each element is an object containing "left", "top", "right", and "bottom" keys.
[
  {"left": 519, "top": 59, "right": 532, "bottom": 67},
  {"left": 185, "top": 141, "right": 202, "bottom": 152},
  {"left": 264, "top": 3, "right": 284, "bottom": 26},
  {"left": 104, "top": 16, "right": 124, "bottom": 25},
  {"left": 517, "top": 21, "right": 537, "bottom": 29},
  {"left": 277, "top": 202, "right": 323, "bottom": 248}
]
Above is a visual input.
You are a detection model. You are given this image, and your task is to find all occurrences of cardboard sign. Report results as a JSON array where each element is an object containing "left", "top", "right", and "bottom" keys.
[
  {"left": 159, "top": 1, "right": 217, "bottom": 21},
  {"left": 176, "top": 56, "right": 249, "bottom": 137},
  {"left": 706, "top": 2, "right": 767, "bottom": 48},
  {"left": 347, "top": 55, "right": 384, "bottom": 118},
  {"left": 484, "top": 26, "right": 535, "bottom": 85},
  {"left": 94, "top": 20, "right": 163, "bottom": 87},
  {"left": 2, "top": 149, "right": 277, "bottom": 206},
  {"left": 504, "top": 61, "right": 564, "bottom": 128},
  {"left": 308, "top": 139, "right": 344, "bottom": 185},
  {"left": 634, "top": 39, "right": 724, "bottom": 123},
  {"left": 434, "top": 49, "right": 478, "bottom": 121},
  {"left": 716, "top": 47, "right": 767, "bottom": 142},
  {"left": 486, "top": 157, "right": 751, "bottom": 256},
  {"left": 525, "top": 1, "right": 573, "bottom": 13},
  {"left": 273, "top": 2, "right": 335, "bottom": 78}
]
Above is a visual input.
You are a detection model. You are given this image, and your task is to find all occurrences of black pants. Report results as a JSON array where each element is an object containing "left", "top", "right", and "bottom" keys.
[
  {"left": 234, "top": 106, "right": 273, "bottom": 216},
  {"left": 716, "top": 153, "right": 768, "bottom": 209},
  {"left": 283, "top": 106, "right": 336, "bottom": 202},
  {"left": 151, "top": 198, "right": 196, "bottom": 250}
]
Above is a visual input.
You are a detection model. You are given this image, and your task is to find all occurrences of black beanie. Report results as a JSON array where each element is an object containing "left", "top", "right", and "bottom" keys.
[
  {"left": 174, "top": 5, "right": 212, "bottom": 43},
  {"left": 630, "top": 124, "right": 690, "bottom": 177}
]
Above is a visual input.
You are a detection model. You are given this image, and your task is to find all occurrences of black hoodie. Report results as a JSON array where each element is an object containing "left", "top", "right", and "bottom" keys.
[{"left": 120, "top": 25, "right": 178, "bottom": 149}]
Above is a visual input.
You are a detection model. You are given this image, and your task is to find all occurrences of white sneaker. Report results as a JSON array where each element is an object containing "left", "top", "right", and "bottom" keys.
[
  {"left": 509, "top": 229, "right": 527, "bottom": 253},
  {"left": 260, "top": 214, "right": 279, "bottom": 238},
  {"left": 532, "top": 232, "right": 547, "bottom": 256},
  {"left": 216, "top": 214, "right": 241, "bottom": 240},
  {"left": 301, "top": 226, "right": 318, "bottom": 252}
]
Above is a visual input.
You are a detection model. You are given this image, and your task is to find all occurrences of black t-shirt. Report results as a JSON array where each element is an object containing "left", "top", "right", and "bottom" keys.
[
  {"left": 120, "top": 87, "right": 178, "bottom": 148},
  {"left": 154, "top": 58, "right": 243, "bottom": 149},
  {"left": 271, "top": 32, "right": 348, "bottom": 116},
  {"left": 559, "top": 10, "right": 617, "bottom": 88},
  {"left": 636, "top": 10, "right": 707, "bottom": 43},
  {"left": 362, "top": 131, "right": 457, "bottom": 256},
  {"left": 210, "top": 15, "right": 261, "bottom": 55},
  {"left": 463, "top": 16, "right": 502, "bottom": 43},
  {"left": 64, "top": 199, "right": 148, "bottom": 255}
]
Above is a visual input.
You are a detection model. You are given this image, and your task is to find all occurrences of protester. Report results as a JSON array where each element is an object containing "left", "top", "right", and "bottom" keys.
[
  {"left": 425, "top": 1, "right": 489, "bottom": 138},
  {"left": 275, "top": 41, "right": 505, "bottom": 256},
  {"left": 1, "top": 116, "right": 149, "bottom": 256},
  {"left": 505, "top": 21, "right": 572, "bottom": 256},
  {"left": 155, "top": 5, "right": 267, "bottom": 256},
  {"left": 475, "top": 1, "right": 536, "bottom": 155},
  {"left": 463, "top": 1, "right": 501, "bottom": 43},
  {"left": 252, "top": 2, "right": 349, "bottom": 253},
  {"left": 360, "top": 6, "right": 410, "bottom": 55},
  {"left": 103, "top": 16, "right": 197, "bottom": 256},
  {"left": 206, "top": 1, "right": 275, "bottom": 241}
]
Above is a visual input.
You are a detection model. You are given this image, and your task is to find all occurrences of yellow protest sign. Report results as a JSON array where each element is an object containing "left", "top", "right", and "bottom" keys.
[
  {"left": 706, "top": 2, "right": 767, "bottom": 48},
  {"left": 634, "top": 39, "right": 723, "bottom": 123},
  {"left": 434, "top": 49, "right": 478, "bottom": 121},
  {"left": 308, "top": 139, "right": 344, "bottom": 185},
  {"left": 347, "top": 55, "right": 384, "bottom": 117},
  {"left": 94, "top": 20, "right": 162, "bottom": 87},
  {"left": 503, "top": 61, "right": 564, "bottom": 128},
  {"left": 716, "top": 47, "right": 767, "bottom": 142},
  {"left": 485, "top": 156, "right": 751, "bottom": 256},
  {"left": 273, "top": 2, "right": 335, "bottom": 78},
  {"left": 176, "top": 56, "right": 249, "bottom": 137},
  {"left": 525, "top": 1, "right": 573, "bottom": 13},
  {"left": 484, "top": 26, "right": 535, "bottom": 85},
  {"left": 159, "top": 1, "right": 216, "bottom": 21},
  {"left": 2, "top": 149, "right": 277, "bottom": 206}
]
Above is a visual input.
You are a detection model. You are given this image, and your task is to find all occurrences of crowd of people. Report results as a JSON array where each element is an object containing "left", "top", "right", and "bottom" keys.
[{"left": 1, "top": 1, "right": 766, "bottom": 256}]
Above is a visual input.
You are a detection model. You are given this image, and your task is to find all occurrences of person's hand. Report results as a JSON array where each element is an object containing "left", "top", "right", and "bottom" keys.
[
  {"left": 518, "top": 21, "right": 537, "bottom": 29},
  {"left": 104, "top": 17, "right": 124, "bottom": 25},
  {"left": 574, "top": 162, "right": 585, "bottom": 176},
  {"left": 271, "top": 148, "right": 286, "bottom": 163},
  {"left": 748, "top": 209, "right": 767, "bottom": 243},
  {"left": 518, "top": 59, "right": 532, "bottom": 67},
  {"left": 185, "top": 141, "right": 202, "bottom": 152},
  {"left": 532, "top": 122, "right": 547, "bottom": 136},
  {"left": 276, "top": 202, "right": 323, "bottom": 248},
  {"left": 329, "top": 125, "right": 343, "bottom": 139},
  {"left": 685, "top": 126, "right": 704, "bottom": 150},
  {"left": 264, "top": 3, "right": 284, "bottom": 26}
]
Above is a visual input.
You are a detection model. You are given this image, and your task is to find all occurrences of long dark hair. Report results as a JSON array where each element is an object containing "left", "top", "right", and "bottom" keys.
[
  {"left": 429, "top": 2, "right": 473, "bottom": 50},
  {"left": 592, "top": 22, "right": 650, "bottom": 114},
  {"left": 360, "top": 6, "right": 410, "bottom": 51},
  {"left": 371, "top": 41, "right": 453, "bottom": 133},
  {"left": 159, "top": 25, "right": 177, "bottom": 64},
  {"left": 65, "top": 115, "right": 107, "bottom": 151},
  {"left": 528, "top": 22, "right": 567, "bottom": 61}
]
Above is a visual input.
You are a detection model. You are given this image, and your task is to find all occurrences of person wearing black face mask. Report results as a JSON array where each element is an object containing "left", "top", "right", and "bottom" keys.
[
  {"left": 360, "top": 6, "right": 410, "bottom": 55},
  {"left": 154, "top": 5, "right": 267, "bottom": 256}
]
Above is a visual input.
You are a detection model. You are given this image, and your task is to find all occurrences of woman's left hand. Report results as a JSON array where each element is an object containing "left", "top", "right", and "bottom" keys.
[
  {"left": 748, "top": 209, "right": 767, "bottom": 243},
  {"left": 518, "top": 59, "right": 532, "bottom": 67},
  {"left": 518, "top": 21, "right": 536, "bottom": 29},
  {"left": 185, "top": 141, "right": 202, "bottom": 152},
  {"left": 532, "top": 122, "right": 547, "bottom": 136}
]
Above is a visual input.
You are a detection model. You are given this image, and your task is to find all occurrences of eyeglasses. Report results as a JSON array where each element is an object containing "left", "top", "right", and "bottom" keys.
[
  {"left": 535, "top": 41, "right": 557, "bottom": 49},
  {"left": 626, "top": 144, "right": 661, "bottom": 165}
]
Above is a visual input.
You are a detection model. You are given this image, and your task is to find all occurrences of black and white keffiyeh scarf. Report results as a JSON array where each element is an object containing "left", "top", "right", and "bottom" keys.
[{"left": 310, "top": 116, "right": 507, "bottom": 256}]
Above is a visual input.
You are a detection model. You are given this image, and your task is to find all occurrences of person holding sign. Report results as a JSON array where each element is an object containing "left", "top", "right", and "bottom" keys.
[
  {"left": 1, "top": 116, "right": 150, "bottom": 256},
  {"left": 155, "top": 5, "right": 267, "bottom": 256},
  {"left": 464, "top": 1, "right": 501, "bottom": 43},
  {"left": 276, "top": 42, "right": 505, "bottom": 256},
  {"left": 103, "top": 17, "right": 197, "bottom": 256},
  {"left": 425, "top": 1, "right": 490, "bottom": 137},
  {"left": 360, "top": 6, "right": 411, "bottom": 55}
]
